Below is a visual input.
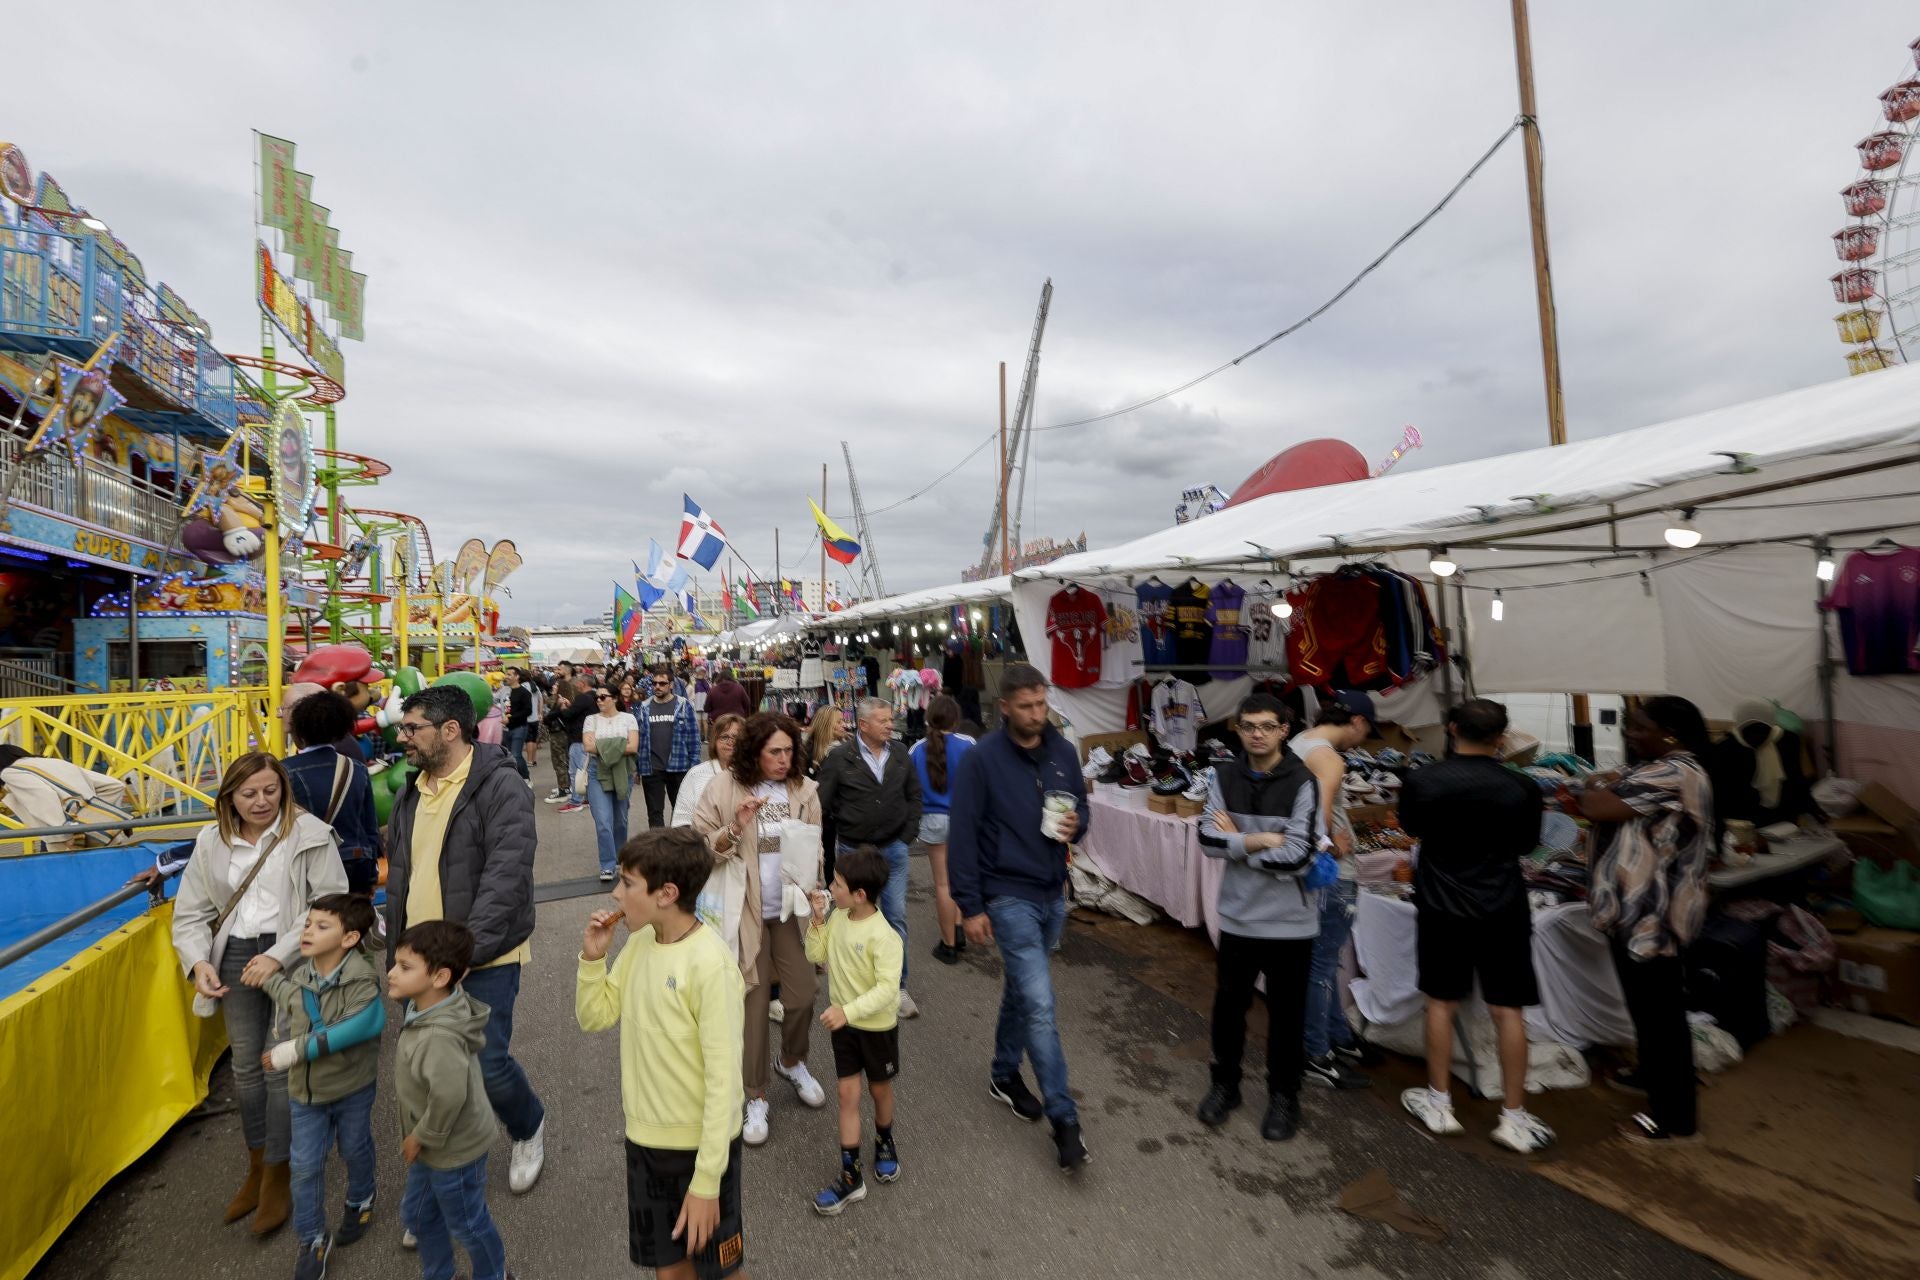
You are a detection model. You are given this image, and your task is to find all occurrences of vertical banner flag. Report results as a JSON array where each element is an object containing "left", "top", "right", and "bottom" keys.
[
  {"left": 613, "top": 583, "right": 642, "bottom": 654},
  {"left": 808, "top": 498, "right": 861, "bottom": 565},
  {"left": 258, "top": 135, "right": 298, "bottom": 231},
  {"left": 677, "top": 495, "right": 727, "bottom": 570}
]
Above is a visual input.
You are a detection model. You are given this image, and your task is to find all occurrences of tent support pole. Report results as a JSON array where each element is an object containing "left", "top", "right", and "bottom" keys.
[
  {"left": 1434, "top": 571, "right": 1456, "bottom": 710},
  {"left": 1816, "top": 569, "right": 1839, "bottom": 776}
]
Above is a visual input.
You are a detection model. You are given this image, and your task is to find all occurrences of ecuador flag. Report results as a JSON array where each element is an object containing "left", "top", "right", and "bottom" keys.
[{"left": 810, "top": 498, "right": 861, "bottom": 565}]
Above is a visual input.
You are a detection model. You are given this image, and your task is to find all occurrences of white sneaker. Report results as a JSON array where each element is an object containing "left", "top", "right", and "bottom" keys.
[
  {"left": 400, "top": 1229, "right": 417, "bottom": 1249},
  {"left": 1400, "top": 1087, "right": 1465, "bottom": 1136},
  {"left": 897, "top": 989, "right": 919, "bottom": 1019},
  {"left": 1492, "top": 1109, "right": 1556, "bottom": 1154},
  {"left": 774, "top": 1059, "right": 827, "bottom": 1108},
  {"left": 742, "top": 1097, "right": 771, "bottom": 1146},
  {"left": 508, "top": 1119, "right": 545, "bottom": 1193},
  {"left": 768, "top": 998, "right": 785, "bottom": 1024}
]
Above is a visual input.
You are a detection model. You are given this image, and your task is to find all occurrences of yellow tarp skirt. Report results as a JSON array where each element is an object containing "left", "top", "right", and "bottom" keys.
[{"left": 0, "top": 900, "right": 226, "bottom": 1280}]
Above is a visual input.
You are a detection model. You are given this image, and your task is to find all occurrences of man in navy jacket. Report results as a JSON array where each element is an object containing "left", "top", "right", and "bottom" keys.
[{"left": 949, "top": 663, "right": 1092, "bottom": 1173}]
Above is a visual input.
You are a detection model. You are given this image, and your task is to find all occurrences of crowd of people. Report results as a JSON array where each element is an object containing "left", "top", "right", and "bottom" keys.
[{"left": 146, "top": 649, "right": 1717, "bottom": 1280}]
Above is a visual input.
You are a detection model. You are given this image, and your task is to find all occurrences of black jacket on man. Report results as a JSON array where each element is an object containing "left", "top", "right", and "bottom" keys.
[
  {"left": 816, "top": 736, "right": 923, "bottom": 848},
  {"left": 383, "top": 743, "right": 537, "bottom": 968},
  {"left": 505, "top": 685, "right": 532, "bottom": 730}
]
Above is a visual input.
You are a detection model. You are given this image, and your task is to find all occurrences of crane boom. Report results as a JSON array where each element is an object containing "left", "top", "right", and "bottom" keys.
[
  {"left": 978, "top": 279, "right": 1052, "bottom": 575},
  {"left": 840, "top": 440, "right": 884, "bottom": 599}
]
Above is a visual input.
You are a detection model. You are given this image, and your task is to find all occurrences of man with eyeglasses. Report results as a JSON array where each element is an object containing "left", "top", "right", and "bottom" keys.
[
  {"left": 382, "top": 684, "right": 549, "bottom": 1207},
  {"left": 636, "top": 667, "right": 702, "bottom": 829},
  {"left": 1195, "top": 693, "right": 1325, "bottom": 1143}
]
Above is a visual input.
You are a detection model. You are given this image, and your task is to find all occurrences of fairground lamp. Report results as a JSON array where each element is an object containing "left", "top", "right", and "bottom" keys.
[
  {"left": 1491, "top": 590, "right": 1505, "bottom": 622},
  {"left": 1663, "top": 509, "right": 1703, "bottom": 549},
  {"left": 1428, "top": 549, "right": 1458, "bottom": 577}
]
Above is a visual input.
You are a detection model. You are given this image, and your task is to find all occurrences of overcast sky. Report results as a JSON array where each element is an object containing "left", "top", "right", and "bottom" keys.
[{"left": 14, "top": 2, "right": 1917, "bottom": 624}]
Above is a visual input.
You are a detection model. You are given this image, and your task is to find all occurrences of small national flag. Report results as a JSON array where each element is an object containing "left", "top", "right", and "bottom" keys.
[
  {"left": 613, "top": 583, "right": 642, "bottom": 654},
  {"left": 680, "top": 586, "right": 708, "bottom": 630},
  {"left": 720, "top": 582, "right": 735, "bottom": 616},
  {"left": 677, "top": 495, "right": 728, "bottom": 570},
  {"left": 809, "top": 498, "right": 860, "bottom": 565},
  {"left": 735, "top": 578, "right": 761, "bottom": 619},
  {"left": 637, "top": 540, "right": 690, "bottom": 611}
]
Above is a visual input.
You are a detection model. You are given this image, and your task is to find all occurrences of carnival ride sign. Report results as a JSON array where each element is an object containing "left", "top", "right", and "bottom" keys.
[
  {"left": 0, "top": 142, "right": 32, "bottom": 204},
  {"left": 256, "top": 243, "right": 346, "bottom": 387},
  {"left": 271, "top": 398, "right": 315, "bottom": 533}
]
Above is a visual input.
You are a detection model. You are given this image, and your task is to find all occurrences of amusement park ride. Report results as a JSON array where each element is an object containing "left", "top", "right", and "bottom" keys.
[{"left": 1830, "top": 36, "right": 1920, "bottom": 374}]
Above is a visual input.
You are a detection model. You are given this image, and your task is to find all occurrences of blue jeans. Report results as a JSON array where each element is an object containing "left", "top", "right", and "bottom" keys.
[
  {"left": 290, "top": 1083, "right": 376, "bottom": 1244},
  {"left": 843, "top": 839, "right": 911, "bottom": 988},
  {"left": 567, "top": 741, "right": 586, "bottom": 803},
  {"left": 401, "top": 1154, "right": 507, "bottom": 1280},
  {"left": 986, "top": 893, "right": 1076, "bottom": 1125},
  {"left": 1304, "top": 879, "right": 1359, "bottom": 1058},
  {"left": 586, "top": 782, "right": 630, "bottom": 874},
  {"left": 504, "top": 725, "right": 530, "bottom": 779},
  {"left": 218, "top": 935, "right": 289, "bottom": 1162},
  {"left": 460, "top": 964, "right": 545, "bottom": 1142}
]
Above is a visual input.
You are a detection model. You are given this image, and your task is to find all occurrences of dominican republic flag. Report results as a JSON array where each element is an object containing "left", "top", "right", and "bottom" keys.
[
  {"left": 678, "top": 495, "right": 728, "bottom": 570},
  {"left": 809, "top": 498, "right": 860, "bottom": 565}
]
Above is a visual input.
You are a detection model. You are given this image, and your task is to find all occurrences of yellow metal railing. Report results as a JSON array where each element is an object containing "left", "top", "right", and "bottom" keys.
[{"left": 0, "top": 688, "right": 272, "bottom": 846}]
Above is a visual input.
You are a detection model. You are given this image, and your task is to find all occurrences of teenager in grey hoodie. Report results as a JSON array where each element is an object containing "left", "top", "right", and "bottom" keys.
[{"left": 1195, "top": 694, "right": 1323, "bottom": 1142}]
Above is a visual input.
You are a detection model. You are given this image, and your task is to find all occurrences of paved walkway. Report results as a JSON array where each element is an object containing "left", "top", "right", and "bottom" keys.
[{"left": 32, "top": 788, "right": 1733, "bottom": 1279}]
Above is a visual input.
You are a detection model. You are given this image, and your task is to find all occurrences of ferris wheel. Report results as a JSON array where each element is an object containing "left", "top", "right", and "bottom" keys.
[{"left": 1830, "top": 36, "right": 1920, "bottom": 374}]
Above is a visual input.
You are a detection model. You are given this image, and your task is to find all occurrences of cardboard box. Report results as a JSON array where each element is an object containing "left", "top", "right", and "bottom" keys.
[
  {"left": 1830, "top": 781, "right": 1920, "bottom": 868},
  {"left": 1830, "top": 927, "right": 1920, "bottom": 1024}
]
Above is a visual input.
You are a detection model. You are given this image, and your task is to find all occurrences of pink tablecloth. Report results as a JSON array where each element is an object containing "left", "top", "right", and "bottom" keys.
[{"left": 1077, "top": 788, "right": 1206, "bottom": 927}]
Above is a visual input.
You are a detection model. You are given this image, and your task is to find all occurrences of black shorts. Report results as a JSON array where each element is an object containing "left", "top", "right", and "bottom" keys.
[
  {"left": 830, "top": 1025, "right": 900, "bottom": 1082},
  {"left": 626, "top": 1136, "right": 745, "bottom": 1278},
  {"left": 1416, "top": 903, "right": 1539, "bottom": 1008}
]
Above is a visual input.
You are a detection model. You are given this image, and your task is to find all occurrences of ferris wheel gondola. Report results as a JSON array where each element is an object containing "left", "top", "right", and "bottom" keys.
[{"left": 1830, "top": 37, "right": 1920, "bottom": 374}]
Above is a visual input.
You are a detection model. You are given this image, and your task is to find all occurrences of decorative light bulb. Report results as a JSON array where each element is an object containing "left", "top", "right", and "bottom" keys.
[
  {"left": 1664, "top": 510, "right": 1702, "bottom": 550},
  {"left": 1491, "top": 591, "right": 1505, "bottom": 622},
  {"left": 1428, "top": 549, "right": 1457, "bottom": 578}
]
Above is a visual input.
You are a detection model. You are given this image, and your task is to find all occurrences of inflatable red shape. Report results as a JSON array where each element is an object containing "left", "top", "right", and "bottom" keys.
[{"left": 1224, "top": 438, "right": 1370, "bottom": 507}]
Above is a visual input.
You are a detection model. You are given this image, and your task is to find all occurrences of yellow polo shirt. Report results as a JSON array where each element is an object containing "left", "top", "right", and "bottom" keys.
[{"left": 407, "top": 749, "right": 531, "bottom": 969}]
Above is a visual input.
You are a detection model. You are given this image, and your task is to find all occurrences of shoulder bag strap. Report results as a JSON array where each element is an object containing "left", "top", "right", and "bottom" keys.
[
  {"left": 324, "top": 752, "right": 353, "bottom": 825},
  {"left": 207, "top": 828, "right": 280, "bottom": 941}
]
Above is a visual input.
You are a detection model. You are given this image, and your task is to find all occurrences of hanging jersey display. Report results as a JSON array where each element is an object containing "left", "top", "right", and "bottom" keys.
[
  {"left": 1096, "top": 588, "right": 1146, "bottom": 688},
  {"left": 1045, "top": 586, "right": 1108, "bottom": 688},
  {"left": 1170, "top": 579, "right": 1213, "bottom": 683},
  {"left": 1823, "top": 545, "right": 1920, "bottom": 675},
  {"left": 1150, "top": 678, "right": 1202, "bottom": 755},
  {"left": 1245, "top": 584, "right": 1287, "bottom": 673},
  {"left": 1135, "top": 580, "right": 1176, "bottom": 666},
  {"left": 1207, "top": 580, "right": 1249, "bottom": 680}
]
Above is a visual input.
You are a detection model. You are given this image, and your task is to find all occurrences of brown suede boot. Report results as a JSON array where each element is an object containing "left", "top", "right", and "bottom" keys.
[
  {"left": 223, "top": 1147, "right": 264, "bottom": 1224},
  {"left": 250, "top": 1160, "right": 291, "bottom": 1236}
]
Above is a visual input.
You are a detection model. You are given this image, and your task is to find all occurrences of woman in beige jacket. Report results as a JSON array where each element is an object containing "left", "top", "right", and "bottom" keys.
[{"left": 692, "top": 711, "right": 826, "bottom": 1147}]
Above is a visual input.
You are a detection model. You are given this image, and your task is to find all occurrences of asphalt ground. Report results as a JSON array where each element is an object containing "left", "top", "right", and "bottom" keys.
[{"left": 30, "top": 782, "right": 1735, "bottom": 1280}]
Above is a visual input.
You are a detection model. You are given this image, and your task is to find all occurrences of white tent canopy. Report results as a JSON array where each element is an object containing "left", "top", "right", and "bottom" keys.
[
  {"left": 813, "top": 575, "right": 1013, "bottom": 628},
  {"left": 994, "top": 368, "right": 1920, "bottom": 798}
]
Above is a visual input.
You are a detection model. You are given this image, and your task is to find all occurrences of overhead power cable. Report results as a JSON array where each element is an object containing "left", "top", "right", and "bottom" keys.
[{"left": 865, "top": 119, "right": 1527, "bottom": 516}]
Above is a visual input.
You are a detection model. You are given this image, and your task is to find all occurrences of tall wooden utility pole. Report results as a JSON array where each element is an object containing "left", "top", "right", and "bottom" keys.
[
  {"left": 1511, "top": 0, "right": 1590, "bottom": 755},
  {"left": 820, "top": 463, "right": 828, "bottom": 614},
  {"left": 998, "top": 360, "right": 1010, "bottom": 575},
  {"left": 1511, "top": 0, "right": 1566, "bottom": 447}
]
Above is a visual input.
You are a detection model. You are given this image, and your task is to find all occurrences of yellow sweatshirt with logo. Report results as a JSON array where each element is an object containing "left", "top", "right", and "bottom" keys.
[
  {"left": 804, "top": 908, "right": 902, "bottom": 1031},
  {"left": 576, "top": 921, "right": 744, "bottom": 1197}
]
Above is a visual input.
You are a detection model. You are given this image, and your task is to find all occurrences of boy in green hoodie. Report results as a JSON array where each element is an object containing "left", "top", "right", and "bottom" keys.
[
  {"left": 387, "top": 920, "right": 514, "bottom": 1280},
  {"left": 578, "top": 827, "right": 747, "bottom": 1279},
  {"left": 262, "top": 893, "right": 387, "bottom": 1280}
]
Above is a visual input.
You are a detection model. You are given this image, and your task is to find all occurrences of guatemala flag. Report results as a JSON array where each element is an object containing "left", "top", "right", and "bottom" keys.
[{"left": 678, "top": 495, "right": 728, "bottom": 570}]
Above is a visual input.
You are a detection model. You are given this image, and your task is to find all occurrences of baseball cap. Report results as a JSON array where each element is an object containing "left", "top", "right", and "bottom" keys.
[{"left": 1330, "top": 689, "right": 1379, "bottom": 736}]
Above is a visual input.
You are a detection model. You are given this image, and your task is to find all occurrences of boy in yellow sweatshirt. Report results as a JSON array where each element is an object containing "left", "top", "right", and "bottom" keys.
[
  {"left": 578, "top": 827, "right": 747, "bottom": 1280},
  {"left": 803, "top": 844, "right": 904, "bottom": 1216}
]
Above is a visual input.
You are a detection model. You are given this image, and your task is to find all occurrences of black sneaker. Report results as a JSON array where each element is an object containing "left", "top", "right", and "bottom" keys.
[
  {"left": 1052, "top": 1120, "right": 1091, "bottom": 1173},
  {"left": 334, "top": 1197, "right": 374, "bottom": 1246},
  {"left": 1332, "top": 1040, "right": 1382, "bottom": 1068},
  {"left": 930, "top": 939, "right": 962, "bottom": 966},
  {"left": 1196, "top": 1082, "right": 1242, "bottom": 1128},
  {"left": 988, "top": 1074, "right": 1044, "bottom": 1122},
  {"left": 1262, "top": 1093, "right": 1301, "bottom": 1142},
  {"left": 1304, "top": 1052, "right": 1372, "bottom": 1090},
  {"left": 294, "top": 1233, "right": 332, "bottom": 1280}
]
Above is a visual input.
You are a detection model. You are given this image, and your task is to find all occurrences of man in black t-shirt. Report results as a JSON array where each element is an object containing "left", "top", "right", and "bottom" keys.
[{"left": 1395, "top": 698, "right": 1555, "bottom": 1154}]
